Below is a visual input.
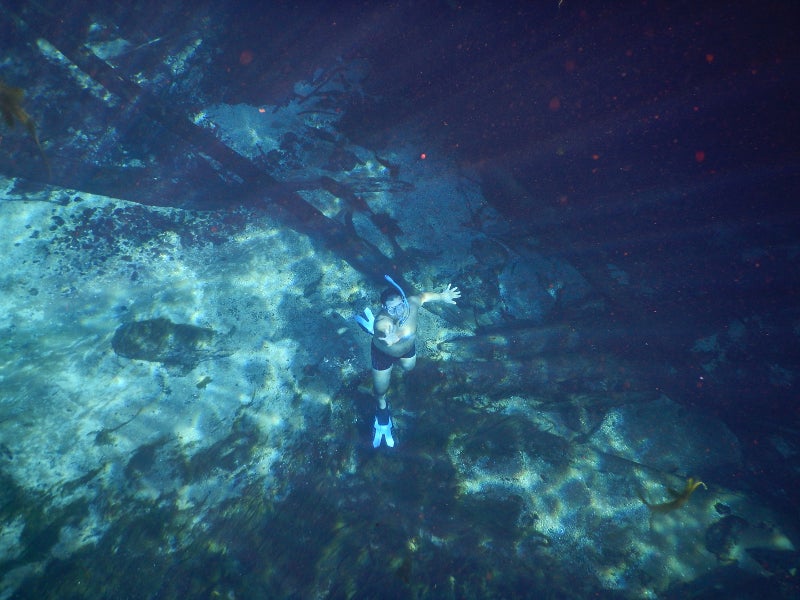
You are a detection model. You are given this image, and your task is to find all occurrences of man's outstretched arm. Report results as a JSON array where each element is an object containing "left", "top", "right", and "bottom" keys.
[{"left": 419, "top": 283, "right": 461, "bottom": 306}]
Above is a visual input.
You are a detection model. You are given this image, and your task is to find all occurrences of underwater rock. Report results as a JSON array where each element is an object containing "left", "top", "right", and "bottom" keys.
[
  {"left": 589, "top": 396, "right": 743, "bottom": 474},
  {"left": 111, "top": 318, "right": 231, "bottom": 369},
  {"left": 704, "top": 515, "right": 749, "bottom": 564},
  {"left": 497, "top": 251, "right": 591, "bottom": 322},
  {"left": 435, "top": 353, "right": 647, "bottom": 399},
  {"left": 497, "top": 257, "right": 553, "bottom": 323},
  {"left": 745, "top": 547, "right": 800, "bottom": 576},
  {"left": 439, "top": 323, "right": 581, "bottom": 362}
]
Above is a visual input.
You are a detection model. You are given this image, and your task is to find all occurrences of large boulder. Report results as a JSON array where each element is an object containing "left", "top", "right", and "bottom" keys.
[{"left": 111, "top": 318, "right": 231, "bottom": 370}]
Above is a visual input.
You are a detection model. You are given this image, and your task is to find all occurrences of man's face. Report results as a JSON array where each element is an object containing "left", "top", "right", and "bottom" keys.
[{"left": 384, "top": 295, "right": 406, "bottom": 320}]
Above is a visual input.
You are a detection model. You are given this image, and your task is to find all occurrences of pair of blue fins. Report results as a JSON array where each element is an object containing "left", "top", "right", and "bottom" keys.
[{"left": 355, "top": 275, "right": 409, "bottom": 448}]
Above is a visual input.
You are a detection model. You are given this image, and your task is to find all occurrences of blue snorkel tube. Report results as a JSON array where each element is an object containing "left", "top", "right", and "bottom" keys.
[{"left": 383, "top": 274, "right": 410, "bottom": 326}]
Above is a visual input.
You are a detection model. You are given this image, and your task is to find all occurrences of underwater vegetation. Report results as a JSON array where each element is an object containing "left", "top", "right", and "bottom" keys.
[
  {"left": 639, "top": 477, "right": 707, "bottom": 514},
  {"left": 0, "top": 78, "right": 50, "bottom": 176}
]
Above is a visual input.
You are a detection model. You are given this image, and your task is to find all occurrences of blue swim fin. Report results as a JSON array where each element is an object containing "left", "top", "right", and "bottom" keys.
[
  {"left": 373, "top": 408, "right": 395, "bottom": 448},
  {"left": 355, "top": 307, "right": 375, "bottom": 335},
  {"left": 373, "top": 417, "right": 394, "bottom": 448}
]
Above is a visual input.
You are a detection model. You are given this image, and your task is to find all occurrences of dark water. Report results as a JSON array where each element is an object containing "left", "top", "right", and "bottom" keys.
[{"left": 1, "top": 1, "right": 798, "bottom": 598}]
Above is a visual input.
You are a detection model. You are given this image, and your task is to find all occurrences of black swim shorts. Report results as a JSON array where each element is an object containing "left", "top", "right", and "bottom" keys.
[{"left": 371, "top": 343, "right": 416, "bottom": 371}]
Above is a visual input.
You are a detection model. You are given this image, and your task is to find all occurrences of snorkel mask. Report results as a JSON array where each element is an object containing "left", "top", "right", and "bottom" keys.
[{"left": 384, "top": 274, "right": 410, "bottom": 326}]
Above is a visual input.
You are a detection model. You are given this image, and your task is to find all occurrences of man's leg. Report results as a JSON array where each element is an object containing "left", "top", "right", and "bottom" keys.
[
  {"left": 371, "top": 344, "right": 394, "bottom": 410},
  {"left": 398, "top": 354, "right": 417, "bottom": 373},
  {"left": 372, "top": 366, "right": 392, "bottom": 410},
  {"left": 370, "top": 345, "right": 396, "bottom": 447},
  {"left": 398, "top": 343, "right": 417, "bottom": 374}
]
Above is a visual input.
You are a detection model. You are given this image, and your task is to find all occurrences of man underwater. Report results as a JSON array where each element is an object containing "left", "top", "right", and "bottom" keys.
[{"left": 356, "top": 275, "right": 461, "bottom": 448}]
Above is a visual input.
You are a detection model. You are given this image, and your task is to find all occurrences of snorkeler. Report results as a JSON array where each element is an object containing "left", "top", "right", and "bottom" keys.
[{"left": 355, "top": 275, "right": 461, "bottom": 448}]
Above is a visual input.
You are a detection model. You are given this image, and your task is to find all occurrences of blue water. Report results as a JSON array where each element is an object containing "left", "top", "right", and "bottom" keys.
[{"left": 1, "top": 1, "right": 798, "bottom": 598}]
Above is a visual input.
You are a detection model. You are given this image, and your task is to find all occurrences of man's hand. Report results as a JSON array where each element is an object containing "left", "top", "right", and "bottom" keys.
[
  {"left": 440, "top": 283, "right": 461, "bottom": 304},
  {"left": 375, "top": 321, "right": 401, "bottom": 346},
  {"left": 380, "top": 328, "right": 402, "bottom": 346}
]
